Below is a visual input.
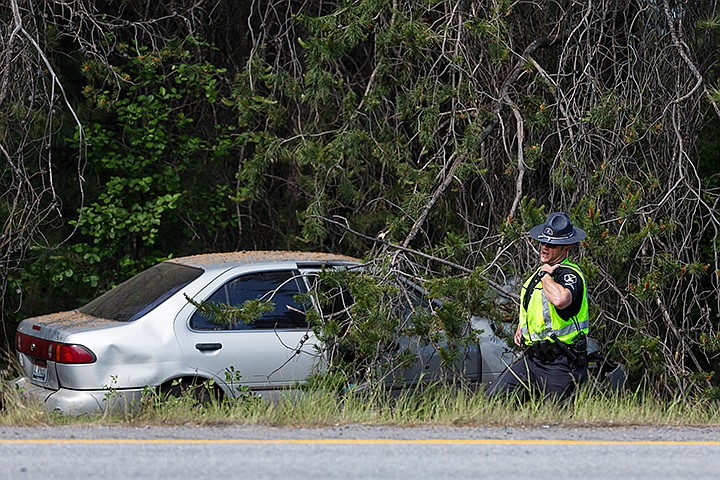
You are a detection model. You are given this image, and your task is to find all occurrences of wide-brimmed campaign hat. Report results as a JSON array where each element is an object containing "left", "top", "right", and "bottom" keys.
[{"left": 528, "top": 212, "right": 586, "bottom": 245}]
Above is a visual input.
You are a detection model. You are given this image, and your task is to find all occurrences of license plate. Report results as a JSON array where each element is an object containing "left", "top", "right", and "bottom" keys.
[{"left": 32, "top": 362, "right": 47, "bottom": 383}]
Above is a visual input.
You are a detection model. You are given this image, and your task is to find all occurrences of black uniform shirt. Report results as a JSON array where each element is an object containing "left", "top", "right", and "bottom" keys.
[{"left": 550, "top": 265, "right": 585, "bottom": 321}]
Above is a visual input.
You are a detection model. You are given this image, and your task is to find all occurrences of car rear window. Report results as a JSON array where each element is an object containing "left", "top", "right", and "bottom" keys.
[{"left": 79, "top": 262, "right": 203, "bottom": 322}]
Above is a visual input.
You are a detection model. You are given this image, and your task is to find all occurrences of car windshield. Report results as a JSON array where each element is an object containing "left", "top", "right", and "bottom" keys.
[{"left": 79, "top": 262, "right": 203, "bottom": 322}]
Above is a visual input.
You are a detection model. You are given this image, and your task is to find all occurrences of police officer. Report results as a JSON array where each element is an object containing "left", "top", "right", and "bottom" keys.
[{"left": 487, "top": 211, "right": 589, "bottom": 400}]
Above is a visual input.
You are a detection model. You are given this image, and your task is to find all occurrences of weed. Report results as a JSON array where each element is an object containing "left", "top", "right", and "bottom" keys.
[{"left": 2, "top": 375, "right": 720, "bottom": 427}]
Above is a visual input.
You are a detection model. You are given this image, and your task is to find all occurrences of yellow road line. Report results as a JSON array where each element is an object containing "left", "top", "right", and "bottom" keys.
[{"left": 0, "top": 438, "right": 719, "bottom": 446}]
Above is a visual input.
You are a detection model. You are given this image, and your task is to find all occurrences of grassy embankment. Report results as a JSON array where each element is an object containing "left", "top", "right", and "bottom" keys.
[{"left": 2, "top": 376, "right": 719, "bottom": 428}]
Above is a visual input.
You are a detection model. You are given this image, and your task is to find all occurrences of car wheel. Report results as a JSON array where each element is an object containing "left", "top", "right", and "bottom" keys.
[{"left": 159, "top": 377, "right": 223, "bottom": 405}]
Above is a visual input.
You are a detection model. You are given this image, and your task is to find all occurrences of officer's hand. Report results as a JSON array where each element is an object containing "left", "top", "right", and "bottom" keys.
[
  {"left": 540, "top": 263, "right": 561, "bottom": 275},
  {"left": 513, "top": 324, "right": 523, "bottom": 346}
]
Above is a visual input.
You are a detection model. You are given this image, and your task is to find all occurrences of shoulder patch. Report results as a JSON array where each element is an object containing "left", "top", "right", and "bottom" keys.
[{"left": 563, "top": 273, "right": 578, "bottom": 285}]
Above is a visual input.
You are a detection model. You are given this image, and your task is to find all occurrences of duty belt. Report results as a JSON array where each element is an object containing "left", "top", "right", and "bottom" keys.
[
  {"left": 526, "top": 334, "right": 588, "bottom": 364},
  {"left": 527, "top": 340, "right": 564, "bottom": 362},
  {"left": 520, "top": 319, "right": 589, "bottom": 340}
]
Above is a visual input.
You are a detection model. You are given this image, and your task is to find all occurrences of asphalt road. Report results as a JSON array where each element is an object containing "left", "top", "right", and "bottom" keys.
[{"left": 1, "top": 425, "right": 719, "bottom": 480}]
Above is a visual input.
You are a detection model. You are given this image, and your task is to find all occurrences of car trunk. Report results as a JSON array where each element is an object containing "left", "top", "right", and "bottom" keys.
[{"left": 15, "top": 310, "right": 118, "bottom": 391}]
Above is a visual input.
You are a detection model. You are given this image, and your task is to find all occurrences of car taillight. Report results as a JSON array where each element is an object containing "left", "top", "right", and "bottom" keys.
[
  {"left": 54, "top": 344, "right": 96, "bottom": 364},
  {"left": 15, "top": 332, "right": 96, "bottom": 364}
]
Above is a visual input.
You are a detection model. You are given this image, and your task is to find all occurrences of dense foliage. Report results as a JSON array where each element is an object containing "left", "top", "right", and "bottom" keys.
[{"left": 1, "top": 0, "right": 719, "bottom": 397}]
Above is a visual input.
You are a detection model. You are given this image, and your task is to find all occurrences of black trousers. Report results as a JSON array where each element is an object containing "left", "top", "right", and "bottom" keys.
[{"left": 485, "top": 353, "right": 587, "bottom": 401}]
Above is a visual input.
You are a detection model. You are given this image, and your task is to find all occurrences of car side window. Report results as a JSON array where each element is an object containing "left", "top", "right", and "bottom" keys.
[
  {"left": 399, "top": 284, "right": 432, "bottom": 316},
  {"left": 189, "top": 270, "right": 307, "bottom": 331},
  {"left": 305, "top": 273, "right": 354, "bottom": 318}
]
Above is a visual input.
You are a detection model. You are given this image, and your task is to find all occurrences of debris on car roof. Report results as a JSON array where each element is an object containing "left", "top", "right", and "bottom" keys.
[
  {"left": 22, "top": 310, "right": 116, "bottom": 330},
  {"left": 169, "top": 250, "right": 361, "bottom": 268}
]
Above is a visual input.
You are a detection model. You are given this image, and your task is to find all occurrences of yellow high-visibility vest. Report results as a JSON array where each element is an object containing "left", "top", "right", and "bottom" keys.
[{"left": 519, "top": 259, "right": 589, "bottom": 345}]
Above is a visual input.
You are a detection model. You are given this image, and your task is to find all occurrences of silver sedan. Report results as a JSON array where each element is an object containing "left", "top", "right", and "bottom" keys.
[{"left": 13, "top": 251, "right": 515, "bottom": 414}]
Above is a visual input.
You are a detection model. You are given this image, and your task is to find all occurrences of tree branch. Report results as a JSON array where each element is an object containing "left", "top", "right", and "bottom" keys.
[{"left": 315, "top": 215, "right": 519, "bottom": 304}]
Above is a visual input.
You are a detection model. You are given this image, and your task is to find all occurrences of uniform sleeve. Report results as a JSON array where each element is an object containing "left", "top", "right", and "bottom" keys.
[
  {"left": 554, "top": 266, "right": 582, "bottom": 301},
  {"left": 552, "top": 266, "right": 584, "bottom": 319}
]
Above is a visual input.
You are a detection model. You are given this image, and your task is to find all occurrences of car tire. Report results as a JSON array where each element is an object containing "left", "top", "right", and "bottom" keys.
[{"left": 159, "top": 378, "right": 223, "bottom": 405}]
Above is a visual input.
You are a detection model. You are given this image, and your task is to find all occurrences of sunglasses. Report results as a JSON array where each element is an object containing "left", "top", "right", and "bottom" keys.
[{"left": 540, "top": 242, "right": 563, "bottom": 249}]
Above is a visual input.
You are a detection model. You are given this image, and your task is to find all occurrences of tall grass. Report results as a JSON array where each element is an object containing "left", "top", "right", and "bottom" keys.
[{"left": 3, "top": 378, "right": 720, "bottom": 427}]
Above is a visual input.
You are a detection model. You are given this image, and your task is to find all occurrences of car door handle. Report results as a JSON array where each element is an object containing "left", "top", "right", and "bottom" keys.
[{"left": 195, "top": 343, "right": 222, "bottom": 352}]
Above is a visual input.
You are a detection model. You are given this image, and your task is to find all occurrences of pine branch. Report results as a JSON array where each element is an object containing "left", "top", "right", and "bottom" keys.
[
  {"left": 314, "top": 214, "right": 520, "bottom": 304},
  {"left": 400, "top": 35, "right": 562, "bottom": 247}
]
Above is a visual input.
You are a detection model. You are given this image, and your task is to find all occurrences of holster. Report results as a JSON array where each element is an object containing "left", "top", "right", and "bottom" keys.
[
  {"left": 572, "top": 334, "right": 588, "bottom": 368},
  {"left": 528, "top": 334, "right": 587, "bottom": 367}
]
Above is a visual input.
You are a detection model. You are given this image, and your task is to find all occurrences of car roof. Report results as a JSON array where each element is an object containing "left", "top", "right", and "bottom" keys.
[{"left": 167, "top": 251, "right": 361, "bottom": 270}]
